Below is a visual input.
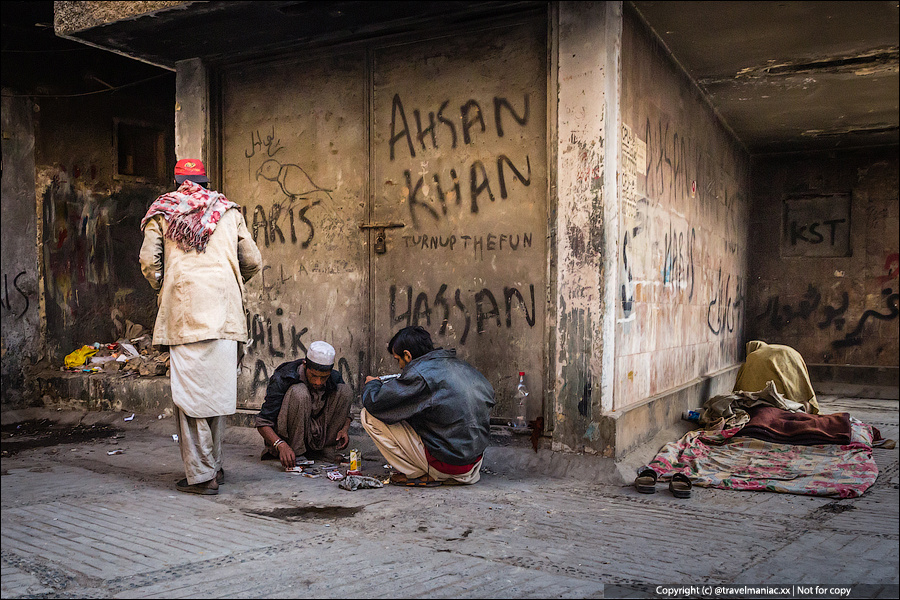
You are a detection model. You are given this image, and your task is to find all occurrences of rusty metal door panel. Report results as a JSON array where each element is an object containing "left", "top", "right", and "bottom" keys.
[
  {"left": 220, "top": 53, "right": 369, "bottom": 408},
  {"left": 371, "top": 21, "right": 548, "bottom": 419}
]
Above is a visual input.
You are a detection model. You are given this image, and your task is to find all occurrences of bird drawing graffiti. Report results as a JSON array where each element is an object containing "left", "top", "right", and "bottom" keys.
[{"left": 256, "top": 159, "right": 333, "bottom": 204}]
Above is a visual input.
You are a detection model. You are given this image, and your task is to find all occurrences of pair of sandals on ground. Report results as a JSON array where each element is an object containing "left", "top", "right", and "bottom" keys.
[{"left": 634, "top": 467, "right": 692, "bottom": 498}]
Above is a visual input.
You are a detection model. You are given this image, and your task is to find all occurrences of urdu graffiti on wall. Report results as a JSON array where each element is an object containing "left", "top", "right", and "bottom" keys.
[
  {"left": 757, "top": 284, "right": 834, "bottom": 331},
  {"left": 618, "top": 115, "right": 746, "bottom": 347},
  {"left": 707, "top": 268, "right": 744, "bottom": 336},
  {"left": 755, "top": 252, "right": 900, "bottom": 348},
  {"left": 244, "top": 126, "right": 284, "bottom": 160},
  {"left": 388, "top": 94, "right": 533, "bottom": 228},
  {"left": 832, "top": 290, "right": 899, "bottom": 349}
]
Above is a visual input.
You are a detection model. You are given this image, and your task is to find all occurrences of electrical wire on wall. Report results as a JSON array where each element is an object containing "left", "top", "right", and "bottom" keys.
[{"left": 1, "top": 73, "right": 171, "bottom": 98}]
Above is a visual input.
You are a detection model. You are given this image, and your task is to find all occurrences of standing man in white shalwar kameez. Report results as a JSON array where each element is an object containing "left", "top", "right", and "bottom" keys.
[{"left": 140, "top": 158, "right": 261, "bottom": 495}]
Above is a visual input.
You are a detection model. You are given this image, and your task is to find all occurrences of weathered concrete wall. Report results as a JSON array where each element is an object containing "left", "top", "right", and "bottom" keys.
[
  {"left": 217, "top": 51, "right": 370, "bottom": 407},
  {"left": 1, "top": 94, "right": 42, "bottom": 406},
  {"left": 608, "top": 364, "right": 741, "bottom": 459},
  {"left": 368, "top": 22, "right": 549, "bottom": 420},
  {"left": 174, "top": 58, "right": 207, "bottom": 166},
  {"left": 204, "top": 17, "right": 550, "bottom": 416},
  {"left": 614, "top": 6, "right": 751, "bottom": 411},
  {"left": 34, "top": 91, "right": 175, "bottom": 361},
  {"left": 552, "top": 1, "right": 621, "bottom": 455},
  {"left": 748, "top": 147, "right": 899, "bottom": 368}
]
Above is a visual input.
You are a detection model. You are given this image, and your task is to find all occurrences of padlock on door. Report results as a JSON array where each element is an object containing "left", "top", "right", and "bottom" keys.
[
  {"left": 374, "top": 230, "right": 387, "bottom": 254},
  {"left": 359, "top": 222, "right": 405, "bottom": 254}
]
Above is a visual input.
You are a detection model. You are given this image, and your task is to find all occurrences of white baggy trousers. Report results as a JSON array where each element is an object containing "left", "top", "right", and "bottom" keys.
[{"left": 170, "top": 339, "right": 236, "bottom": 484}]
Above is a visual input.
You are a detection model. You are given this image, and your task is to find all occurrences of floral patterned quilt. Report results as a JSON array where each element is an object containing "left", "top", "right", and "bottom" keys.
[{"left": 647, "top": 418, "right": 879, "bottom": 498}]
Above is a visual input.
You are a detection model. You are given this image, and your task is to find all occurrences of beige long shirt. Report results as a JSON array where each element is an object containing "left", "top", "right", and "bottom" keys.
[{"left": 139, "top": 208, "right": 262, "bottom": 346}]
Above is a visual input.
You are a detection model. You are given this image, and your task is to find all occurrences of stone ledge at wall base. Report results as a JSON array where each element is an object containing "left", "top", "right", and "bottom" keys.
[
  {"left": 486, "top": 365, "right": 744, "bottom": 485},
  {"left": 600, "top": 364, "right": 743, "bottom": 462},
  {"left": 808, "top": 364, "right": 899, "bottom": 400},
  {"left": 27, "top": 369, "right": 174, "bottom": 415},
  {"left": 23, "top": 365, "right": 742, "bottom": 455},
  {"left": 25, "top": 371, "right": 305, "bottom": 429},
  {"left": 228, "top": 409, "right": 259, "bottom": 428},
  {"left": 23, "top": 371, "right": 370, "bottom": 431}
]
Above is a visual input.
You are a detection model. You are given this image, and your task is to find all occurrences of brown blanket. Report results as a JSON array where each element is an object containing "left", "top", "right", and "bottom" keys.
[{"left": 736, "top": 406, "right": 851, "bottom": 446}]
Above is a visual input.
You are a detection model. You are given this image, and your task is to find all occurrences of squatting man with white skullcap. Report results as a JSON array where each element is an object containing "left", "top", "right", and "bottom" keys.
[{"left": 255, "top": 341, "right": 353, "bottom": 468}]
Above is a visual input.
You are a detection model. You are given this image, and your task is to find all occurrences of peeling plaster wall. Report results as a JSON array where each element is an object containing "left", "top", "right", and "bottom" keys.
[
  {"left": 34, "top": 91, "right": 174, "bottom": 362},
  {"left": 175, "top": 58, "right": 207, "bottom": 165},
  {"left": 614, "top": 7, "right": 751, "bottom": 411},
  {"left": 748, "top": 148, "right": 899, "bottom": 367},
  {"left": 1, "top": 95, "right": 41, "bottom": 406},
  {"left": 552, "top": 2, "right": 620, "bottom": 455}
]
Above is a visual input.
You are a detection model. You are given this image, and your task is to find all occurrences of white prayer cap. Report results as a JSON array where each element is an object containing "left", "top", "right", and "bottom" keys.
[{"left": 306, "top": 341, "right": 336, "bottom": 370}]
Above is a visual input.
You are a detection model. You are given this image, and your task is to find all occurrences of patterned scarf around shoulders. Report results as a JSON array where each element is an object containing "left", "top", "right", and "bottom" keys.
[{"left": 140, "top": 180, "right": 238, "bottom": 252}]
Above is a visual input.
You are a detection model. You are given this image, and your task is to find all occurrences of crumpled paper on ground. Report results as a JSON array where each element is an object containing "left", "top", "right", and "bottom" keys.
[{"left": 338, "top": 475, "right": 384, "bottom": 491}]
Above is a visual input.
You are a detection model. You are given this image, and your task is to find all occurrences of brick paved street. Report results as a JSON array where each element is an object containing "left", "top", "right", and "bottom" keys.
[{"left": 2, "top": 395, "right": 897, "bottom": 598}]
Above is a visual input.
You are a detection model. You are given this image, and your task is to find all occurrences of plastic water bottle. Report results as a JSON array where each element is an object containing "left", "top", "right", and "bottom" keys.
[{"left": 515, "top": 372, "right": 529, "bottom": 428}]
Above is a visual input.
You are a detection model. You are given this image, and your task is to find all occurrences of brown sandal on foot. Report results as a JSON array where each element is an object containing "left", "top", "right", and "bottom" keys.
[
  {"left": 389, "top": 473, "right": 442, "bottom": 487},
  {"left": 176, "top": 478, "right": 219, "bottom": 495}
]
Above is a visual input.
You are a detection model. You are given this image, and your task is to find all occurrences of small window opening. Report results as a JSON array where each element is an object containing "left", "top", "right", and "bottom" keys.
[{"left": 115, "top": 120, "right": 165, "bottom": 182}]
